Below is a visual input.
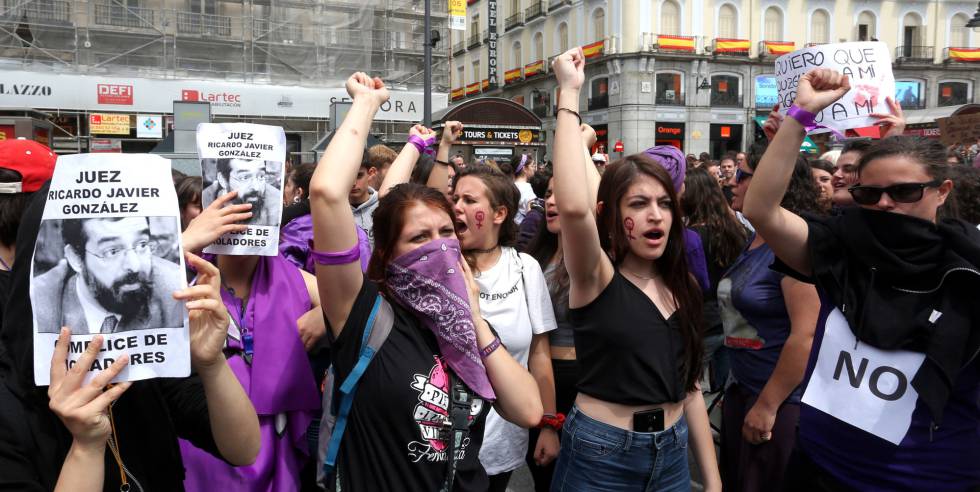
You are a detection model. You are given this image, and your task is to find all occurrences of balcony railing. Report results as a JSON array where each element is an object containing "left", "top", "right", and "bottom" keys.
[
  {"left": 93, "top": 3, "right": 155, "bottom": 29},
  {"left": 0, "top": 0, "right": 70, "bottom": 24},
  {"left": 505, "top": 12, "right": 524, "bottom": 31},
  {"left": 588, "top": 94, "right": 608, "bottom": 111},
  {"left": 177, "top": 11, "right": 232, "bottom": 37},
  {"left": 645, "top": 34, "right": 696, "bottom": 54},
  {"left": 453, "top": 40, "right": 466, "bottom": 55},
  {"left": 467, "top": 32, "right": 481, "bottom": 48},
  {"left": 758, "top": 40, "right": 795, "bottom": 58},
  {"left": 548, "top": 0, "right": 571, "bottom": 11},
  {"left": 525, "top": 1, "right": 545, "bottom": 22},
  {"left": 655, "top": 92, "right": 685, "bottom": 106},
  {"left": 944, "top": 47, "right": 980, "bottom": 63},
  {"left": 895, "top": 45, "right": 934, "bottom": 61},
  {"left": 253, "top": 20, "right": 304, "bottom": 43},
  {"left": 710, "top": 92, "right": 742, "bottom": 107},
  {"left": 710, "top": 38, "right": 749, "bottom": 57}
]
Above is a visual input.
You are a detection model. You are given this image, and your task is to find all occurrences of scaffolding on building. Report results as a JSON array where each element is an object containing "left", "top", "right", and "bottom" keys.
[{"left": 0, "top": 0, "right": 450, "bottom": 148}]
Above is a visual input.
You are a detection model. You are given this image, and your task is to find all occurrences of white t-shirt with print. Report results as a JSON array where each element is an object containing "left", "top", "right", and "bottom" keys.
[
  {"left": 475, "top": 246, "right": 557, "bottom": 475},
  {"left": 515, "top": 181, "right": 536, "bottom": 225}
]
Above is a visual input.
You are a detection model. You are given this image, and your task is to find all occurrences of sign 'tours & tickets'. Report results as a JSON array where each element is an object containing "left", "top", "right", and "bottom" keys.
[
  {"left": 775, "top": 42, "right": 895, "bottom": 135},
  {"left": 31, "top": 154, "right": 190, "bottom": 385},
  {"left": 198, "top": 123, "right": 286, "bottom": 256}
]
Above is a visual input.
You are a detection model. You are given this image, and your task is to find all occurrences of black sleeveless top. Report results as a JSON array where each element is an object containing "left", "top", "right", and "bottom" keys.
[{"left": 569, "top": 270, "right": 686, "bottom": 405}]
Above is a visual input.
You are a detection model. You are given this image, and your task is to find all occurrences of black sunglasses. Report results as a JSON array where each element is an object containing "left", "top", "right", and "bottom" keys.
[
  {"left": 848, "top": 180, "right": 942, "bottom": 205},
  {"left": 735, "top": 168, "right": 753, "bottom": 184}
]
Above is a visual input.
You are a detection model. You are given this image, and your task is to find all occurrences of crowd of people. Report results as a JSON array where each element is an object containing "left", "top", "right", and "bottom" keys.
[{"left": 0, "top": 45, "right": 976, "bottom": 492}]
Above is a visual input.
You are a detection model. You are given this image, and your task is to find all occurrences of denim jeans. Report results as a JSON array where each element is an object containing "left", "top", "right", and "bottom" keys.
[{"left": 550, "top": 405, "right": 690, "bottom": 492}]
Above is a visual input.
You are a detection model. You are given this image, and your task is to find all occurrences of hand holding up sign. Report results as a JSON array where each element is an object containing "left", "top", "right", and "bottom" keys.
[
  {"left": 48, "top": 331, "right": 132, "bottom": 451},
  {"left": 871, "top": 96, "right": 906, "bottom": 138},
  {"left": 552, "top": 47, "right": 585, "bottom": 92},
  {"left": 762, "top": 104, "right": 785, "bottom": 141},
  {"left": 795, "top": 69, "right": 851, "bottom": 114},
  {"left": 174, "top": 253, "right": 229, "bottom": 373},
  {"left": 345, "top": 72, "right": 389, "bottom": 108},
  {"left": 182, "top": 190, "right": 252, "bottom": 254}
]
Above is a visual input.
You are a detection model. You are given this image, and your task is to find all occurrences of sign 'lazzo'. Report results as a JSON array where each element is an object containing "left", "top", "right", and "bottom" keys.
[
  {"left": 30, "top": 153, "right": 190, "bottom": 385},
  {"left": 197, "top": 123, "right": 286, "bottom": 256},
  {"left": 775, "top": 41, "right": 896, "bottom": 135}
]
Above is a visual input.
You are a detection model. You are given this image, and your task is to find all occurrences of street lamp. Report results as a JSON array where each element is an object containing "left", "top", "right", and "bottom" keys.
[{"left": 968, "top": 2, "right": 980, "bottom": 31}]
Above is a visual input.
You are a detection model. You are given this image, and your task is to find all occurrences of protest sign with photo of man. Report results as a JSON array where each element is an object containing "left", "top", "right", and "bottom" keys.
[
  {"left": 30, "top": 154, "right": 189, "bottom": 385},
  {"left": 198, "top": 123, "right": 286, "bottom": 256}
]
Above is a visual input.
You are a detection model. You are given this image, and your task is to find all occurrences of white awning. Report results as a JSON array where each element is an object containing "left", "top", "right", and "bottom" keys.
[{"left": 904, "top": 105, "right": 965, "bottom": 126}]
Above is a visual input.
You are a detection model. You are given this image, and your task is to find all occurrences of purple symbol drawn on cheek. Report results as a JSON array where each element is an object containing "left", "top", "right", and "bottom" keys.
[
  {"left": 624, "top": 217, "right": 636, "bottom": 240},
  {"left": 475, "top": 210, "right": 486, "bottom": 229}
]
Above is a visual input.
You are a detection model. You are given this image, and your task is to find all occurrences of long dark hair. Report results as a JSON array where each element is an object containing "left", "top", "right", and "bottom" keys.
[
  {"left": 597, "top": 154, "right": 703, "bottom": 392},
  {"left": 682, "top": 167, "right": 747, "bottom": 268},
  {"left": 747, "top": 143, "right": 824, "bottom": 217},
  {"left": 367, "top": 183, "right": 455, "bottom": 296},
  {"left": 524, "top": 182, "right": 568, "bottom": 301}
]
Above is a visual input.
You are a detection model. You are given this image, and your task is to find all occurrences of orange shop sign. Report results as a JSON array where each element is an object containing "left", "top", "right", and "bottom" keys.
[{"left": 89, "top": 113, "right": 130, "bottom": 135}]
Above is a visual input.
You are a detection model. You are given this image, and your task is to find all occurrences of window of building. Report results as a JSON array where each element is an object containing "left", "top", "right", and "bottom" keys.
[
  {"left": 558, "top": 22, "right": 568, "bottom": 53},
  {"left": 895, "top": 80, "right": 923, "bottom": 109},
  {"left": 938, "top": 81, "right": 972, "bottom": 106},
  {"left": 457, "top": 65, "right": 465, "bottom": 88},
  {"left": 950, "top": 13, "right": 970, "bottom": 47},
  {"left": 755, "top": 75, "right": 778, "bottom": 108},
  {"left": 902, "top": 12, "right": 923, "bottom": 53},
  {"left": 589, "top": 76, "right": 609, "bottom": 110},
  {"left": 661, "top": 0, "right": 680, "bottom": 35},
  {"left": 655, "top": 72, "right": 684, "bottom": 105},
  {"left": 857, "top": 11, "right": 876, "bottom": 41},
  {"left": 473, "top": 60, "right": 481, "bottom": 84},
  {"left": 593, "top": 8, "right": 605, "bottom": 41},
  {"left": 810, "top": 9, "right": 829, "bottom": 44},
  {"left": 710, "top": 74, "right": 741, "bottom": 107},
  {"left": 188, "top": 0, "right": 217, "bottom": 14},
  {"left": 513, "top": 41, "right": 522, "bottom": 69},
  {"left": 511, "top": 0, "right": 520, "bottom": 17},
  {"left": 764, "top": 7, "right": 783, "bottom": 40},
  {"left": 533, "top": 32, "right": 543, "bottom": 61},
  {"left": 718, "top": 4, "right": 737, "bottom": 39},
  {"left": 531, "top": 89, "right": 550, "bottom": 118},
  {"left": 470, "top": 14, "right": 479, "bottom": 37}
]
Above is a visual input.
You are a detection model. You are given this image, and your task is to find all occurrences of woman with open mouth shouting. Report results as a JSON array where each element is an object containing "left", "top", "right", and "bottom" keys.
[
  {"left": 451, "top": 163, "right": 559, "bottom": 492},
  {"left": 547, "top": 47, "right": 721, "bottom": 492}
]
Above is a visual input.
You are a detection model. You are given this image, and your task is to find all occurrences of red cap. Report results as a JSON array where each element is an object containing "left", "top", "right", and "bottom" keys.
[{"left": 0, "top": 139, "right": 56, "bottom": 193}]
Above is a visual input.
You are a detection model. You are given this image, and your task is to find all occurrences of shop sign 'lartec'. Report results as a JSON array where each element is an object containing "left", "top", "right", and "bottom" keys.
[{"left": 89, "top": 113, "right": 130, "bottom": 135}]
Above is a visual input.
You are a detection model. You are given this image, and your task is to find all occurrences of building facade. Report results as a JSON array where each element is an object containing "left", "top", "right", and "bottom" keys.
[
  {"left": 0, "top": 0, "right": 451, "bottom": 160},
  {"left": 449, "top": 0, "right": 980, "bottom": 158}
]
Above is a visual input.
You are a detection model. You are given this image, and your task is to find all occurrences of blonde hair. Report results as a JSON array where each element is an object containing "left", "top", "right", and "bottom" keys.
[{"left": 819, "top": 149, "right": 841, "bottom": 166}]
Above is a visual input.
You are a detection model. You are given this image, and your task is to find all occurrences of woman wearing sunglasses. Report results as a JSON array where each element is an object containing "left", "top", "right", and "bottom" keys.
[
  {"left": 720, "top": 149, "right": 822, "bottom": 491},
  {"left": 743, "top": 68, "right": 980, "bottom": 491}
]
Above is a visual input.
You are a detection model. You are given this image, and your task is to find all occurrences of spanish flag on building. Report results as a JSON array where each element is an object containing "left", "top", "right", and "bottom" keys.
[
  {"left": 481, "top": 79, "right": 490, "bottom": 90},
  {"left": 451, "top": 88, "right": 465, "bottom": 100},
  {"left": 583, "top": 40, "right": 604, "bottom": 59},
  {"left": 764, "top": 41, "right": 795, "bottom": 55},
  {"left": 525, "top": 60, "right": 544, "bottom": 77},
  {"left": 715, "top": 38, "right": 750, "bottom": 53},
  {"left": 658, "top": 35, "right": 695, "bottom": 52},
  {"left": 505, "top": 68, "right": 523, "bottom": 84},
  {"left": 948, "top": 47, "right": 980, "bottom": 62},
  {"left": 466, "top": 82, "right": 480, "bottom": 96}
]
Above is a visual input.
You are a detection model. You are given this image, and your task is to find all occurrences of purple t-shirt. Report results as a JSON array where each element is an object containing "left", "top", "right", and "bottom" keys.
[
  {"left": 798, "top": 291, "right": 980, "bottom": 491},
  {"left": 717, "top": 241, "right": 800, "bottom": 401},
  {"left": 684, "top": 227, "right": 710, "bottom": 293}
]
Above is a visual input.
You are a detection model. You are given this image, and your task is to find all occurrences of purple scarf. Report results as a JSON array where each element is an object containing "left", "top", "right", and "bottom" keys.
[
  {"left": 279, "top": 214, "right": 370, "bottom": 273},
  {"left": 180, "top": 254, "right": 320, "bottom": 491},
  {"left": 385, "top": 238, "right": 495, "bottom": 400}
]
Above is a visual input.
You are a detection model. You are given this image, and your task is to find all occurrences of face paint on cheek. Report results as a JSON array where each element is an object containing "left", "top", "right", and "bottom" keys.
[
  {"left": 475, "top": 210, "right": 486, "bottom": 229},
  {"left": 624, "top": 217, "right": 636, "bottom": 240}
]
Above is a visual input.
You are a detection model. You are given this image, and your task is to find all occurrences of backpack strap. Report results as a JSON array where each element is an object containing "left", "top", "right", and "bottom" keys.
[
  {"left": 440, "top": 370, "right": 474, "bottom": 492},
  {"left": 322, "top": 295, "right": 395, "bottom": 477}
]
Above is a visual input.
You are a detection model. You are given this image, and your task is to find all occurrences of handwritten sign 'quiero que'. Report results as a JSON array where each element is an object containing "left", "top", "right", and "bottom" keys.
[{"left": 775, "top": 42, "right": 895, "bottom": 135}]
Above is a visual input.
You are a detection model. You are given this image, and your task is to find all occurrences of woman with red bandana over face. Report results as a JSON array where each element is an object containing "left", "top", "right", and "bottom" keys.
[
  {"left": 744, "top": 68, "right": 980, "bottom": 492},
  {"left": 307, "top": 72, "right": 541, "bottom": 492},
  {"left": 547, "top": 47, "right": 721, "bottom": 492}
]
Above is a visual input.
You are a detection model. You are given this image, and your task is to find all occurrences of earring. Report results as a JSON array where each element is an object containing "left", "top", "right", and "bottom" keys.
[{"left": 293, "top": 196, "right": 301, "bottom": 203}]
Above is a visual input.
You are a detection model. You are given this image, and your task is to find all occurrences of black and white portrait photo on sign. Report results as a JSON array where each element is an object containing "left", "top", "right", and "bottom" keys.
[
  {"left": 30, "top": 153, "right": 190, "bottom": 386},
  {"left": 197, "top": 123, "right": 286, "bottom": 256},
  {"left": 32, "top": 216, "right": 183, "bottom": 335}
]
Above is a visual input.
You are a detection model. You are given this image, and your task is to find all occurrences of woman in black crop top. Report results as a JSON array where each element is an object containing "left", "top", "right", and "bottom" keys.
[
  {"left": 308, "top": 73, "right": 543, "bottom": 491},
  {"left": 549, "top": 48, "right": 721, "bottom": 492}
]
